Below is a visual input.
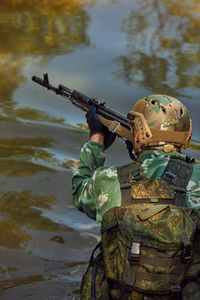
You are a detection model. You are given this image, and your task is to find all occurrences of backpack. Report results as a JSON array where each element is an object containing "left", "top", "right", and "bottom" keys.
[{"left": 81, "top": 157, "right": 199, "bottom": 300}]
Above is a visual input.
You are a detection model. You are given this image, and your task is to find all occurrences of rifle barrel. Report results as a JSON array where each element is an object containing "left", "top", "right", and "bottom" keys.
[
  {"left": 32, "top": 76, "right": 59, "bottom": 94},
  {"left": 32, "top": 75, "right": 131, "bottom": 130}
]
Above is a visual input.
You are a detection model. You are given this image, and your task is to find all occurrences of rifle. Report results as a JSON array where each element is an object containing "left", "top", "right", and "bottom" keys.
[
  {"left": 32, "top": 74, "right": 134, "bottom": 140},
  {"left": 32, "top": 74, "right": 152, "bottom": 146}
]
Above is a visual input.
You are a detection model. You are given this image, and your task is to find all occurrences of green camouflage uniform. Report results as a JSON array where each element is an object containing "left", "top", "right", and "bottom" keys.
[
  {"left": 72, "top": 141, "right": 200, "bottom": 224},
  {"left": 72, "top": 141, "right": 200, "bottom": 299}
]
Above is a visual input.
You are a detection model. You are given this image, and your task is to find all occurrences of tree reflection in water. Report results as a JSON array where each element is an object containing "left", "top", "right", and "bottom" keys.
[
  {"left": 113, "top": 0, "right": 200, "bottom": 96},
  {"left": 0, "top": 0, "right": 91, "bottom": 122},
  {"left": 0, "top": 2, "right": 92, "bottom": 296}
]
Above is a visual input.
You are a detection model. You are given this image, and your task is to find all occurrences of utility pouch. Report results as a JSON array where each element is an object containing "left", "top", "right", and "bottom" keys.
[{"left": 101, "top": 204, "right": 197, "bottom": 296}]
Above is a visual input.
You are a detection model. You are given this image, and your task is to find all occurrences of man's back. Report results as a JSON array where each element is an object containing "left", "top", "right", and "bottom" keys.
[
  {"left": 72, "top": 142, "right": 200, "bottom": 223},
  {"left": 72, "top": 94, "right": 200, "bottom": 299}
]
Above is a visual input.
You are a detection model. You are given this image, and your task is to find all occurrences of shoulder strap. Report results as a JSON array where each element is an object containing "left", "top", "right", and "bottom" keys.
[
  {"left": 162, "top": 157, "right": 193, "bottom": 207},
  {"left": 117, "top": 161, "right": 143, "bottom": 187},
  {"left": 117, "top": 161, "right": 143, "bottom": 205},
  {"left": 117, "top": 156, "right": 194, "bottom": 207}
]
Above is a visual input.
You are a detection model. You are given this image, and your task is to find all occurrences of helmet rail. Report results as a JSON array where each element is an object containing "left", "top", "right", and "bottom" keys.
[{"left": 127, "top": 111, "right": 192, "bottom": 149}]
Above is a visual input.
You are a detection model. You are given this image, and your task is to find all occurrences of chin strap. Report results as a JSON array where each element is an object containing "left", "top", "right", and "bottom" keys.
[{"left": 140, "top": 144, "right": 180, "bottom": 153}]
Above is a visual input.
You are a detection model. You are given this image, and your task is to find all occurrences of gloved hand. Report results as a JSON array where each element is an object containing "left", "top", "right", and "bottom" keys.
[
  {"left": 86, "top": 106, "right": 116, "bottom": 149},
  {"left": 86, "top": 106, "right": 105, "bottom": 136},
  {"left": 125, "top": 140, "right": 136, "bottom": 160},
  {"left": 104, "top": 128, "right": 117, "bottom": 150}
]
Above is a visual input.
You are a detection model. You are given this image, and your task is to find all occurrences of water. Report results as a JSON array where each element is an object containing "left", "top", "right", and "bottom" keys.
[{"left": 0, "top": 0, "right": 200, "bottom": 299}]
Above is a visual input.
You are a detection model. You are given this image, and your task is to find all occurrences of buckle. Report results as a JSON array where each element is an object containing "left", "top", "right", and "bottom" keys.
[
  {"left": 131, "top": 172, "right": 143, "bottom": 181},
  {"left": 163, "top": 171, "right": 176, "bottom": 183},
  {"left": 174, "top": 186, "right": 186, "bottom": 207},
  {"left": 170, "top": 285, "right": 181, "bottom": 298},
  {"left": 174, "top": 186, "right": 186, "bottom": 195},
  {"left": 186, "top": 155, "right": 195, "bottom": 163},
  {"left": 182, "top": 245, "right": 191, "bottom": 263},
  {"left": 120, "top": 183, "right": 131, "bottom": 191},
  {"left": 128, "top": 241, "right": 141, "bottom": 263},
  {"left": 109, "top": 120, "right": 120, "bottom": 133}
]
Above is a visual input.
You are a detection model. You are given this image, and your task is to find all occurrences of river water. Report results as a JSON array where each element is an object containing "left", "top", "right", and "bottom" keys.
[{"left": 0, "top": 0, "right": 200, "bottom": 299}]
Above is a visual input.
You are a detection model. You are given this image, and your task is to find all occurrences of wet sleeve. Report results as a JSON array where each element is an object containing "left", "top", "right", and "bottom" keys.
[{"left": 72, "top": 141, "right": 121, "bottom": 223}]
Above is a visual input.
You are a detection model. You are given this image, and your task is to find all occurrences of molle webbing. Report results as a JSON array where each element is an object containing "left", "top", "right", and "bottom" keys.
[
  {"left": 162, "top": 157, "right": 193, "bottom": 207},
  {"left": 117, "top": 157, "right": 193, "bottom": 207},
  {"left": 117, "top": 161, "right": 143, "bottom": 184},
  {"left": 117, "top": 162, "right": 143, "bottom": 206}
]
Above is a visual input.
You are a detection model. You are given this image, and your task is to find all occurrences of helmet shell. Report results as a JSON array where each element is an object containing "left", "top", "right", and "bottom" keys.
[{"left": 130, "top": 94, "right": 192, "bottom": 148}]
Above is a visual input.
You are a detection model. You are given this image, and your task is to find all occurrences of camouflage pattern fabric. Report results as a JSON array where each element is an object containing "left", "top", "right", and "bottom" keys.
[
  {"left": 102, "top": 204, "right": 197, "bottom": 296},
  {"left": 130, "top": 95, "right": 191, "bottom": 149},
  {"left": 132, "top": 95, "right": 190, "bottom": 133},
  {"left": 72, "top": 141, "right": 200, "bottom": 299},
  {"left": 72, "top": 141, "right": 121, "bottom": 223},
  {"left": 81, "top": 245, "right": 105, "bottom": 300},
  {"left": 72, "top": 141, "right": 200, "bottom": 224}
]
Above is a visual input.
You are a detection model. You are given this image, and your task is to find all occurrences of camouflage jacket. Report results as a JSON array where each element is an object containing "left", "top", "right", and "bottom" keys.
[{"left": 72, "top": 141, "right": 200, "bottom": 224}]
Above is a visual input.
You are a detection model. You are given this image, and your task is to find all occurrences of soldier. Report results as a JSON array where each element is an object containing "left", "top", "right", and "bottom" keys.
[{"left": 72, "top": 95, "right": 200, "bottom": 300}]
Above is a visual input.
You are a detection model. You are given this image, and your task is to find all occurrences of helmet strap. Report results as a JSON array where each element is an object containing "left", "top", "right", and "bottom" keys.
[
  {"left": 163, "top": 144, "right": 177, "bottom": 153},
  {"left": 140, "top": 144, "right": 180, "bottom": 153}
]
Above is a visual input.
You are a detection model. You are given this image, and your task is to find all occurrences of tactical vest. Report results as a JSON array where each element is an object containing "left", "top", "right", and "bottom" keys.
[{"left": 81, "top": 157, "right": 199, "bottom": 300}]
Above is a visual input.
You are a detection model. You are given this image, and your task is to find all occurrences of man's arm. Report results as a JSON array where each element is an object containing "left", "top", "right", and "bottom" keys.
[
  {"left": 90, "top": 133, "right": 104, "bottom": 145},
  {"left": 72, "top": 107, "right": 121, "bottom": 223},
  {"left": 72, "top": 139, "right": 121, "bottom": 223}
]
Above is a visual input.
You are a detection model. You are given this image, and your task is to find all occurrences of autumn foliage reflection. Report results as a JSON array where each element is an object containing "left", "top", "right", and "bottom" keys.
[
  {"left": 0, "top": 0, "right": 90, "bottom": 122},
  {"left": 0, "top": 0, "right": 90, "bottom": 56}
]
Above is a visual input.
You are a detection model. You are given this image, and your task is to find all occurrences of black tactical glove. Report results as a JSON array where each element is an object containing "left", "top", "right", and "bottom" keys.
[
  {"left": 86, "top": 106, "right": 116, "bottom": 149},
  {"left": 125, "top": 140, "right": 136, "bottom": 160},
  {"left": 86, "top": 106, "right": 105, "bottom": 136},
  {"left": 104, "top": 129, "right": 117, "bottom": 150}
]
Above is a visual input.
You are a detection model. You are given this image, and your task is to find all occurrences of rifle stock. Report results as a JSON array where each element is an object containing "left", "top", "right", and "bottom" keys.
[{"left": 32, "top": 73, "right": 133, "bottom": 141}]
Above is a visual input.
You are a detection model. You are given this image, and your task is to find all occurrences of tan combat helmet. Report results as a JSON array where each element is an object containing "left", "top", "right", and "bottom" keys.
[{"left": 127, "top": 95, "right": 192, "bottom": 153}]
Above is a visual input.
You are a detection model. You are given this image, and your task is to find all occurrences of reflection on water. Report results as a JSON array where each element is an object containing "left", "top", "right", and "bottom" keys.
[
  {"left": 15, "top": 108, "right": 67, "bottom": 125},
  {"left": 0, "top": 0, "right": 199, "bottom": 298},
  {"left": 0, "top": 0, "right": 91, "bottom": 124},
  {"left": 0, "top": 190, "right": 72, "bottom": 250},
  {"left": 113, "top": 0, "right": 200, "bottom": 96},
  {"left": 0, "top": 0, "right": 90, "bottom": 57},
  {"left": 0, "top": 137, "right": 55, "bottom": 159},
  {"left": 0, "top": 274, "right": 44, "bottom": 291},
  {"left": 0, "top": 137, "right": 57, "bottom": 176},
  {"left": 0, "top": 1, "right": 96, "bottom": 298}
]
